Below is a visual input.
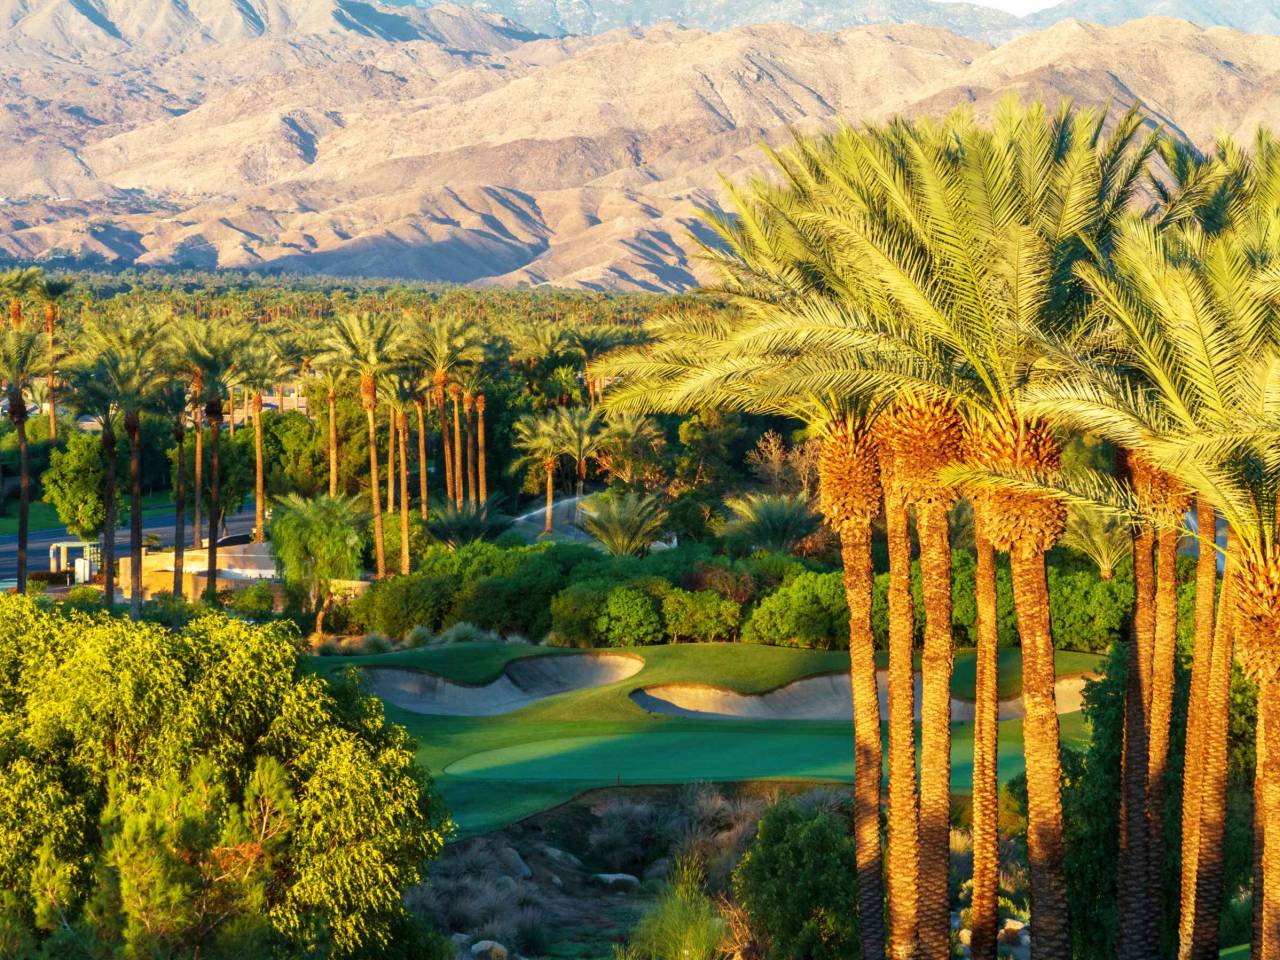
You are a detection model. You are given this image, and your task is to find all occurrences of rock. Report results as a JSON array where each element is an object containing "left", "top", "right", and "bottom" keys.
[
  {"left": 997, "top": 919, "right": 1026, "bottom": 945},
  {"left": 451, "top": 934, "right": 474, "bottom": 950},
  {"left": 592, "top": 872, "right": 641, "bottom": 891},
  {"left": 495, "top": 845, "right": 532, "bottom": 879},
  {"left": 470, "top": 941, "right": 509, "bottom": 960},
  {"left": 550, "top": 873, "right": 563, "bottom": 889},
  {"left": 542, "top": 845, "right": 582, "bottom": 868},
  {"left": 643, "top": 858, "right": 671, "bottom": 882}
]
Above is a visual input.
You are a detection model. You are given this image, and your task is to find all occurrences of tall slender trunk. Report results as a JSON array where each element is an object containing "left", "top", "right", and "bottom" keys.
[
  {"left": 398, "top": 411, "right": 411, "bottom": 576},
  {"left": 193, "top": 414, "right": 203, "bottom": 550},
  {"left": 101, "top": 425, "right": 117, "bottom": 609},
  {"left": 227, "top": 385, "right": 235, "bottom": 437},
  {"left": 970, "top": 529, "right": 1000, "bottom": 960},
  {"left": 466, "top": 397, "right": 478, "bottom": 508},
  {"left": 415, "top": 399, "right": 429, "bottom": 521},
  {"left": 543, "top": 459, "right": 555, "bottom": 534},
  {"left": 45, "top": 303, "right": 56, "bottom": 441},
  {"left": 126, "top": 414, "right": 143, "bottom": 620},
  {"left": 366, "top": 406, "right": 386, "bottom": 578},
  {"left": 1009, "top": 546, "right": 1071, "bottom": 959},
  {"left": 1147, "top": 522, "right": 1182, "bottom": 920},
  {"left": 477, "top": 395, "right": 488, "bottom": 504},
  {"left": 386, "top": 405, "right": 396, "bottom": 513},
  {"left": 1188, "top": 527, "right": 1235, "bottom": 960},
  {"left": 173, "top": 422, "right": 186, "bottom": 598},
  {"left": 1119, "top": 525, "right": 1157, "bottom": 960},
  {"left": 253, "top": 393, "right": 265, "bottom": 543},
  {"left": 13, "top": 411, "right": 30, "bottom": 594},
  {"left": 452, "top": 392, "right": 464, "bottom": 509},
  {"left": 884, "top": 496, "right": 920, "bottom": 960},
  {"left": 916, "top": 500, "right": 954, "bottom": 960},
  {"left": 437, "top": 388, "right": 455, "bottom": 507},
  {"left": 206, "top": 414, "right": 222, "bottom": 601},
  {"left": 841, "top": 524, "right": 886, "bottom": 960},
  {"left": 1179, "top": 499, "right": 1219, "bottom": 958},
  {"left": 328, "top": 390, "right": 339, "bottom": 498},
  {"left": 1258, "top": 674, "right": 1280, "bottom": 960}
]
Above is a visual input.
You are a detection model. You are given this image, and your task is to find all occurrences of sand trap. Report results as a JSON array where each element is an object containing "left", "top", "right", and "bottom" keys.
[
  {"left": 631, "top": 670, "right": 1097, "bottom": 722},
  {"left": 366, "top": 653, "right": 643, "bottom": 716}
]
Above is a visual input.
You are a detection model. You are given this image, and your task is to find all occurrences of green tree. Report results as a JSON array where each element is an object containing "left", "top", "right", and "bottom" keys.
[
  {"left": 42, "top": 431, "right": 123, "bottom": 542},
  {"left": 0, "top": 321, "right": 47, "bottom": 593},
  {"left": 269, "top": 494, "right": 366, "bottom": 635},
  {"left": 721, "top": 493, "right": 819, "bottom": 555},
  {"left": 580, "top": 491, "right": 668, "bottom": 557}
]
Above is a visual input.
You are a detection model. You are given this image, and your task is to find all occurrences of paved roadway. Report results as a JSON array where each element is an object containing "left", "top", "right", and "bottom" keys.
[{"left": 0, "top": 508, "right": 257, "bottom": 582}]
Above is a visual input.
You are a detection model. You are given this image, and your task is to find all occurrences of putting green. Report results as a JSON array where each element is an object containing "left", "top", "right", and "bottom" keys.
[{"left": 309, "top": 643, "right": 1103, "bottom": 835}]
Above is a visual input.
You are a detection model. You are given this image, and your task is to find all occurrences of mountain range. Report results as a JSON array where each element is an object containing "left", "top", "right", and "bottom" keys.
[{"left": 5, "top": 0, "right": 1280, "bottom": 290}]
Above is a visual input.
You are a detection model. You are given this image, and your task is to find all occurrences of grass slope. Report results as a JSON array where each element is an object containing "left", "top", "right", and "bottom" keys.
[{"left": 311, "top": 643, "right": 1104, "bottom": 835}]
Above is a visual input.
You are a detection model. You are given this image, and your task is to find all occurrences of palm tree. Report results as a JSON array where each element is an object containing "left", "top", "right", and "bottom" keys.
[
  {"left": 0, "top": 267, "right": 39, "bottom": 330},
  {"left": 721, "top": 493, "right": 819, "bottom": 554},
  {"left": 318, "top": 311, "right": 405, "bottom": 579},
  {"left": 269, "top": 493, "right": 365, "bottom": 636},
  {"left": 552, "top": 405, "right": 605, "bottom": 503},
  {"left": 0, "top": 321, "right": 47, "bottom": 594},
  {"left": 511, "top": 411, "right": 562, "bottom": 535},
  {"left": 382, "top": 372, "right": 419, "bottom": 576},
  {"left": 315, "top": 363, "right": 347, "bottom": 498},
  {"left": 171, "top": 317, "right": 246, "bottom": 600},
  {"left": 234, "top": 337, "right": 286, "bottom": 546},
  {"left": 425, "top": 498, "right": 512, "bottom": 549},
  {"left": 414, "top": 311, "right": 483, "bottom": 509},
  {"left": 448, "top": 381, "right": 465, "bottom": 508},
  {"left": 579, "top": 491, "right": 668, "bottom": 556},
  {"left": 1060, "top": 501, "right": 1131, "bottom": 581},
  {"left": 154, "top": 380, "right": 191, "bottom": 596},
  {"left": 76, "top": 307, "right": 166, "bottom": 619},
  {"left": 599, "top": 411, "right": 664, "bottom": 487},
  {"left": 26, "top": 272, "right": 74, "bottom": 441}
]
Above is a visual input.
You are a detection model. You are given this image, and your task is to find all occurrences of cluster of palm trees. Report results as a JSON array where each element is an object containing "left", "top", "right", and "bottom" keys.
[{"left": 602, "top": 99, "right": 1280, "bottom": 959}]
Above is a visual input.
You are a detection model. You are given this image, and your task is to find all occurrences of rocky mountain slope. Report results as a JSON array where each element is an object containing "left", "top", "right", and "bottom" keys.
[{"left": 5, "top": 5, "right": 1280, "bottom": 290}]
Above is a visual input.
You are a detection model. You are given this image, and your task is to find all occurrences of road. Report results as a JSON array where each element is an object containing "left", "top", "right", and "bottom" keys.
[{"left": 0, "top": 508, "right": 257, "bottom": 581}]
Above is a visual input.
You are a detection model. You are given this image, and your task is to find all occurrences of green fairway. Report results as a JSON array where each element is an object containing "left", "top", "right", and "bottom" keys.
[{"left": 311, "top": 643, "right": 1104, "bottom": 835}]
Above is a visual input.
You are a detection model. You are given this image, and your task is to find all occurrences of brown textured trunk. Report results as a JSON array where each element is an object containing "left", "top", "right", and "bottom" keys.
[
  {"left": 173, "top": 420, "right": 186, "bottom": 598},
  {"left": 452, "top": 391, "right": 465, "bottom": 509},
  {"left": 327, "top": 390, "right": 339, "bottom": 498},
  {"left": 884, "top": 496, "right": 920, "bottom": 960},
  {"left": 1009, "top": 545, "right": 1071, "bottom": 959},
  {"left": 398, "top": 411, "right": 411, "bottom": 576},
  {"left": 436, "top": 386, "right": 455, "bottom": 507},
  {"left": 970, "top": 529, "right": 1000, "bottom": 960},
  {"left": 253, "top": 393, "right": 265, "bottom": 543},
  {"left": 1119, "top": 525, "right": 1157, "bottom": 960},
  {"left": 1178, "top": 499, "right": 1219, "bottom": 958},
  {"left": 1147, "top": 523, "right": 1181, "bottom": 923},
  {"left": 841, "top": 525, "right": 886, "bottom": 960},
  {"left": 193, "top": 413, "right": 203, "bottom": 550},
  {"left": 543, "top": 458, "right": 555, "bottom": 534},
  {"left": 477, "top": 394, "right": 488, "bottom": 504},
  {"left": 101, "top": 424, "right": 117, "bottom": 608},
  {"left": 227, "top": 385, "right": 235, "bottom": 437},
  {"left": 466, "top": 396, "right": 478, "bottom": 508},
  {"left": 915, "top": 500, "right": 954, "bottom": 960},
  {"left": 1259, "top": 675, "right": 1280, "bottom": 960},
  {"left": 366, "top": 404, "right": 386, "bottom": 579},
  {"left": 12, "top": 407, "right": 30, "bottom": 594},
  {"left": 1188, "top": 528, "right": 1236, "bottom": 960},
  {"left": 386, "top": 405, "right": 396, "bottom": 513},
  {"left": 126, "top": 412, "right": 143, "bottom": 620},
  {"left": 206, "top": 410, "right": 222, "bottom": 601},
  {"left": 415, "top": 398, "right": 429, "bottom": 521},
  {"left": 45, "top": 302, "right": 56, "bottom": 441}
]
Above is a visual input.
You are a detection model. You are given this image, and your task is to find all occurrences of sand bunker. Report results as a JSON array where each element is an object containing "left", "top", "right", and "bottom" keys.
[
  {"left": 631, "top": 671, "right": 1095, "bottom": 722},
  {"left": 368, "top": 653, "right": 644, "bottom": 717}
]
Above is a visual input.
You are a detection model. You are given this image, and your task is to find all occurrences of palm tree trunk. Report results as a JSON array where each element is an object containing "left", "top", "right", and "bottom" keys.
[
  {"left": 193, "top": 413, "right": 203, "bottom": 550},
  {"left": 206, "top": 414, "right": 221, "bottom": 601},
  {"left": 366, "top": 407, "right": 386, "bottom": 579},
  {"left": 916, "top": 499, "right": 954, "bottom": 960},
  {"left": 1188, "top": 528, "right": 1236, "bottom": 960},
  {"left": 477, "top": 396, "right": 488, "bottom": 504},
  {"left": 840, "top": 523, "right": 886, "bottom": 960},
  {"left": 101, "top": 426, "right": 117, "bottom": 609},
  {"left": 415, "top": 399, "right": 429, "bottom": 521},
  {"left": 253, "top": 393, "right": 265, "bottom": 544},
  {"left": 437, "top": 388, "right": 455, "bottom": 507},
  {"left": 970, "top": 529, "right": 1000, "bottom": 960},
  {"left": 452, "top": 394, "right": 464, "bottom": 509},
  {"left": 173, "top": 421, "right": 186, "bottom": 598},
  {"left": 1179, "top": 498, "right": 1218, "bottom": 958},
  {"left": 1258, "top": 674, "right": 1280, "bottom": 960},
  {"left": 467, "top": 401, "right": 478, "bottom": 508},
  {"left": 126, "top": 415, "right": 143, "bottom": 621},
  {"left": 544, "top": 460, "right": 555, "bottom": 534},
  {"left": 398, "top": 411, "right": 411, "bottom": 576},
  {"left": 1119, "top": 525, "right": 1157, "bottom": 960},
  {"left": 1147, "top": 523, "right": 1181, "bottom": 914},
  {"left": 45, "top": 303, "right": 56, "bottom": 441},
  {"left": 386, "top": 406, "right": 396, "bottom": 513},
  {"left": 328, "top": 391, "right": 339, "bottom": 498},
  {"left": 14, "top": 412, "right": 30, "bottom": 594},
  {"left": 1009, "top": 545, "right": 1071, "bottom": 959},
  {"left": 227, "top": 385, "right": 235, "bottom": 437},
  {"left": 884, "top": 496, "right": 920, "bottom": 960}
]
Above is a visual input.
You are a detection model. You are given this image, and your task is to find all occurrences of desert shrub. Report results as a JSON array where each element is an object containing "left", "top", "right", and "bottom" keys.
[
  {"left": 227, "top": 580, "right": 275, "bottom": 620},
  {"left": 362, "top": 633, "right": 393, "bottom": 654},
  {"left": 732, "top": 801, "right": 859, "bottom": 960},
  {"left": 596, "top": 585, "right": 664, "bottom": 647},
  {"left": 405, "top": 625, "right": 435, "bottom": 648},
  {"left": 435, "top": 622, "right": 502, "bottom": 645},
  {"left": 353, "top": 572, "right": 460, "bottom": 640},
  {"left": 662, "top": 589, "right": 741, "bottom": 643},
  {"left": 742, "top": 572, "right": 848, "bottom": 649},
  {"left": 627, "top": 856, "right": 725, "bottom": 960},
  {"left": 588, "top": 800, "right": 674, "bottom": 873},
  {"left": 549, "top": 578, "right": 619, "bottom": 647}
]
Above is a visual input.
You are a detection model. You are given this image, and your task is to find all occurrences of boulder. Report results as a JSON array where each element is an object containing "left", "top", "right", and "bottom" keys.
[
  {"left": 470, "top": 941, "right": 509, "bottom": 960},
  {"left": 591, "top": 872, "right": 641, "bottom": 891},
  {"left": 495, "top": 845, "right": 533, "bottom": 879},
  {"left": 542, "top": 845, "right": 582, "bottom": 868},
  {"left": 451, "top": 934, "right": 474, "bottom": 950}
]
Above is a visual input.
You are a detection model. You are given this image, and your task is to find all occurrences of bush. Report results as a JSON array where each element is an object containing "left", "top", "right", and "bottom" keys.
[
  {"left": 627, "top": 856, "right": 725, "bottom": 960},
  {"left": 227, "top": 580, "right": 275, "bottom": 620},
  {"left": 451, "top": 555, "right": 564, "bottom": 638},
  {"left": 435, "top": 622, "right": 502, "bottom": 645},
  {"left": 596, "top": 585, "right": 664, "bottom": 647},
  {"left": 362, "top": 633, "right": 394, "bottom": 654},
  {"left": 353, "top": 573, "right": 460, "bottom": 640},
  {"left": 742, "top": 572, "right": 848, "bottom": 649},
  {"left": 61, "top": 585, "right": 103, "bottom": 613},
  {"left": 732, "top": 801, "right": 859, "bottom": 960},
  {"left": 550, "top": 578, "right": 619, "bottom": 647},
  {"left": 139, "top": 591, "right": 214, "bottom": 629},
  {"left": 1047, "top": 566, "right": 1134, "bottom": 653},
  {"left": 662, "top": 589, "right": 741, "bottom": 643}
]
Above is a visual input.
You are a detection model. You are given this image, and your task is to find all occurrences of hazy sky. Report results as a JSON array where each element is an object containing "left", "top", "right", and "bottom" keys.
[{"left": 940, "top": 0, "right": 1061, "bottom": 12}]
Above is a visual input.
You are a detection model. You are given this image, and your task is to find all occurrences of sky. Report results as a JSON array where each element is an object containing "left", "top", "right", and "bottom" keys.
[{"left": 939, "top": 0, "right": 1061, "bottom": 12}]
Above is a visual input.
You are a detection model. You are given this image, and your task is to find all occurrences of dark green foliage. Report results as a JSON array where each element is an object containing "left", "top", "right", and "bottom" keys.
[
  {"left": 549, "top": 578, "right": 618, "bottom": 647},
  {"left": 451, "top": 555, "right": 565, "bottom": 639},
  {"left": 227, "top": 581, "right": 276, "bottom": 620},
  {"left": 661, "top": 589, "right": 741, "bottom": 642},
  {"left": 742, "top": 572, "right": 849, "bottom": 649},
  {"left": 353, "top": 573, "right": 460, "bottom": 640},
  {"left": 596, "top": 585, "right": 665, "bottom": 647},
  {"left": 42, "top": 431, "right": 123, "bottom": 541},
  {"left": 732, "top": 801, "right": 859, "bottom": 960}
]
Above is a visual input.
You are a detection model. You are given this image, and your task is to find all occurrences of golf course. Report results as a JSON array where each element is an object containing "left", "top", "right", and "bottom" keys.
[{"left": 312, "top": 643, "right": 1105, "bottom": 835}]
